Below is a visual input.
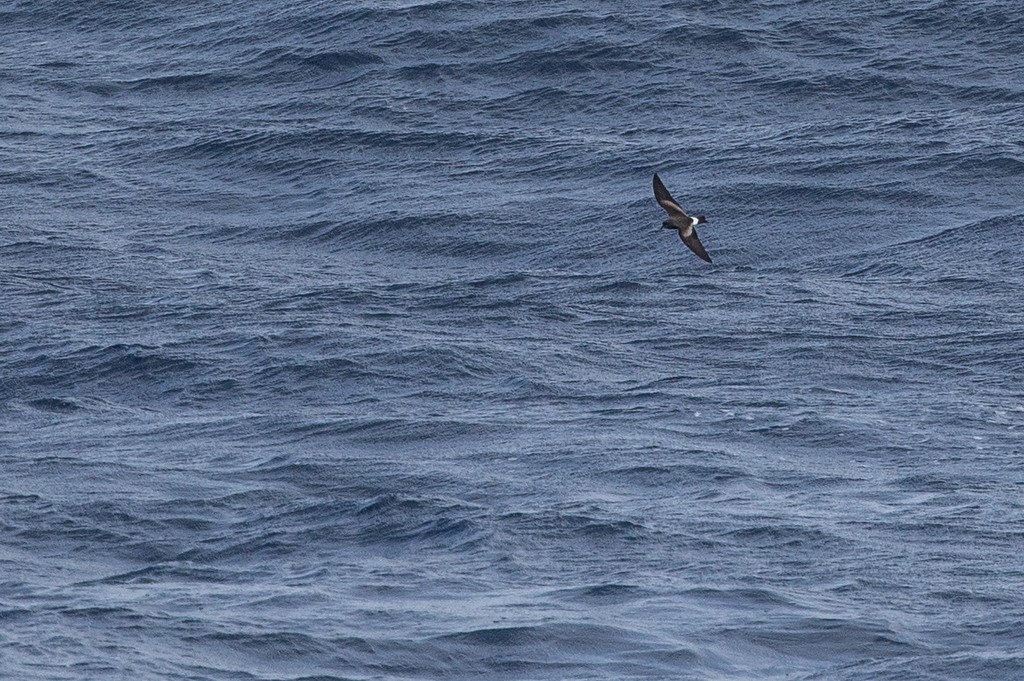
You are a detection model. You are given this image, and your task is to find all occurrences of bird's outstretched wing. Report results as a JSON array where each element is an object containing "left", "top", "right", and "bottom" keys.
[
  {"left": 680, "top": 227, "right": 712, "bottom": 263},
  {"left": 653, "top": 173, "right": 688, "bottom": 218}
]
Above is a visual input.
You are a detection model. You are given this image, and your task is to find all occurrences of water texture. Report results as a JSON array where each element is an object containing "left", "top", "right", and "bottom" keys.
[{"left": 3, "top": 1, "right": 1024, "bottom": 679}]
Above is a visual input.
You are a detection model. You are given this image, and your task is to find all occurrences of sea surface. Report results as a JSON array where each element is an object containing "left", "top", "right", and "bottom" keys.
[{"left": 3, "top": 1, "right": 1024, "bottom": 679}]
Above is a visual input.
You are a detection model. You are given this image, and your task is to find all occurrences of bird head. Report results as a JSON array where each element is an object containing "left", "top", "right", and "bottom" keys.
[{"left": 695, "top": 215, "right": 708, "bottom": 224}]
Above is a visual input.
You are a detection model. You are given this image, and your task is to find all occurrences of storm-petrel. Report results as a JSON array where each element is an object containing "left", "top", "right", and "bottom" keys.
[{"left": 653, "top": 173, "right": 711, "bottom": 263}]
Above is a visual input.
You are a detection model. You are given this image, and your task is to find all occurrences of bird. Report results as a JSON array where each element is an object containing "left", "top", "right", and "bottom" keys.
[{"left": 653, "top": 173, "right": 712, "bottom": 263}]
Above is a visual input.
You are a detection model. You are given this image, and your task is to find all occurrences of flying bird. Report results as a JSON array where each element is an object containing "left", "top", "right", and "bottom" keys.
[{"left": 653, "top": 173, "right": 711, "bottom": 263}]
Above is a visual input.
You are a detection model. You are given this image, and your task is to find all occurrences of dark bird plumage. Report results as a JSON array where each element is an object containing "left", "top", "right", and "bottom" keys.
[{"left": 653, "top": 173, "right": 711, "bottom": 263}]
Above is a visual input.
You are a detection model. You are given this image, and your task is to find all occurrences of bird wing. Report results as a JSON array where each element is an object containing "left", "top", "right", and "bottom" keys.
[
  {"left": 680, "top": 226, "right": 712, "bottom": 263},
  {"left": 653, "top": 173, "right": 688, "bottom": 219}
]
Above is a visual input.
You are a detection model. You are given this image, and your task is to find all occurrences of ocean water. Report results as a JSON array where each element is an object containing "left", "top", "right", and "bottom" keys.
[{"left": 3, "top": 0, "right": 1024, "bottom": 678}]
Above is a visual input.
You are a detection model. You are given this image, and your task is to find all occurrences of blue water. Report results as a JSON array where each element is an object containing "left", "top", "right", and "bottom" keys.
[{"left": 3, "top": 1, "right": 1024, "bottom": 678}]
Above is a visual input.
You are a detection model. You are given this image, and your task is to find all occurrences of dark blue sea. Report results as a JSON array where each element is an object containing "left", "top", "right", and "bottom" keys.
[{"left": 3, "top": 1, "right": 1024, "bottom": 679}]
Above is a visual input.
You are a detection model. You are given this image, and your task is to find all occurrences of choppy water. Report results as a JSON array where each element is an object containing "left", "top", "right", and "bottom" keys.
[{"left": 3, "top": 1, "right": 1024, "bottom": 679}]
